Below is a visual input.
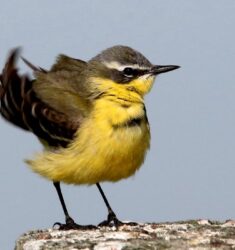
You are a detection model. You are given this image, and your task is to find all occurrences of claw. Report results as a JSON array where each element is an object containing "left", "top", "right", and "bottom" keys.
[
  {"left": 53, "top": 222, "right": 62, "bottom": 229},
  {"left": 53, "top": 217, "right": 97, "bottom": 230},
  {"left": 98, "top": 212, "right": 137, "bottom": 228}
]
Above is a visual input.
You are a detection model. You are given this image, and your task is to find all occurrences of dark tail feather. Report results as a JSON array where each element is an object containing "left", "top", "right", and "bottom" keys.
[
  {"left": 0, "top": 48, "right": 31, "bottom": 130},
  {"left": 1, "top": 48, "right": 77, "bottom": 148},
  {"left": 21, "top": 56, "right": 47, "bottom": 73},
  {"left": 0, "top": 75, "right": 3, "bottom": 99}
]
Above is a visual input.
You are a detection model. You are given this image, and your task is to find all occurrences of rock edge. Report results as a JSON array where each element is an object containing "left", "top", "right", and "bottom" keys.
[{"left": 15, "top": 220, "right": 235, "bottom": 250}]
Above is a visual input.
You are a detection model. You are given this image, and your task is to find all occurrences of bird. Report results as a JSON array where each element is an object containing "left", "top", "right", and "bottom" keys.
[{"left": 0, "top": 45, "right": 179, "bottom": 229}]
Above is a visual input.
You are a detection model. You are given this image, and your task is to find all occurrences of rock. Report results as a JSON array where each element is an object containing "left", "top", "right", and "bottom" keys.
[{"left": 15, "top": 220, "right": 235, "bottom": 250}]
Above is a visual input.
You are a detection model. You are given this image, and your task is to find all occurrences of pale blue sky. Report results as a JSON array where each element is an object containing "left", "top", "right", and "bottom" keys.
[{"left": 1, "top": 0, "right": 235, "bottom": 249}]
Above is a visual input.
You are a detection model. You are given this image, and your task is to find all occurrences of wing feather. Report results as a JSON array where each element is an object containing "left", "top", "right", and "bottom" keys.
[{"left": 0, "top": 48, "right": 86, "bottom": 148}]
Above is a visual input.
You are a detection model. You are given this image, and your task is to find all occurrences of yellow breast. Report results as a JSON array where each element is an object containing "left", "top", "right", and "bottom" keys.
[{"left": 27, "top": 98, "right": 150, "bottom": 185}]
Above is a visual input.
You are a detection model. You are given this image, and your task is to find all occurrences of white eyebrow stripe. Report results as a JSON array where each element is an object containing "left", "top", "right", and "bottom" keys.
[{"left": 103, "top": 61, "right": 150, "bottom": 71}]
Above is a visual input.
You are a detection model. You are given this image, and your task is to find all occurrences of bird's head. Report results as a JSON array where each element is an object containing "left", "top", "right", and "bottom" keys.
[{"left": 86, "top": 45, "right": 180, "bottom": 99}]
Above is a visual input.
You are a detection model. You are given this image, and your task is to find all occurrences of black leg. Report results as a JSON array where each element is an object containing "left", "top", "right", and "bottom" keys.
[
  {"left": 96, "top": 183, "right": 137, "bottom": 227},
  {"left": 53, "top": 181, "right": 96, "bottom": 230},
  {"left": 53, "top": 182, "right": 73, "bottom": 223}
]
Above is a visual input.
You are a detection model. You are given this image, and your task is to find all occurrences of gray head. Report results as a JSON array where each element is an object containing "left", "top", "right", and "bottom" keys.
[
  {"left": 91, "top": 45, "right": 152, "bottom": 68},
  {"left": 88, "top": 45, "right": 179, "bottom": 84}
]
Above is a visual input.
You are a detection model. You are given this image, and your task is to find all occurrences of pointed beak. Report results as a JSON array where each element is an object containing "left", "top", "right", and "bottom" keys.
[{"left": 149, "top": 65, "right": 180, "bottom": 75}]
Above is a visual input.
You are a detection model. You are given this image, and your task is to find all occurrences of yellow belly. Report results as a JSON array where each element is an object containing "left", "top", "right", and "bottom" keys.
[
  {"left": 68, "top": 118, "right": 150, "bottom": 183},
  {"left": 27, "top": 99, "right": 150, "bottom": 185}
]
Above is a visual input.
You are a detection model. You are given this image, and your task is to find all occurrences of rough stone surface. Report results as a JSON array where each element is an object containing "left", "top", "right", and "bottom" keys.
[{"left": 15, "top": 220, "right": 235, "bottom": 250}]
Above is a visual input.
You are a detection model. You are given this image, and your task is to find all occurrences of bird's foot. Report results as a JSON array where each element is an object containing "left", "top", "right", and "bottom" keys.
[
  {"left": 53, "top": 217, "right": 97, "bottom": 230},
  {"left": 98, "top": 212, "right": 137, "bottom": 228}
]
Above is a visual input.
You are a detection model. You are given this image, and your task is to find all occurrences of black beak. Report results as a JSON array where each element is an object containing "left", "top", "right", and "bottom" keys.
[{"left": 150, "top": 65, "right": 180, "bottom": 75}]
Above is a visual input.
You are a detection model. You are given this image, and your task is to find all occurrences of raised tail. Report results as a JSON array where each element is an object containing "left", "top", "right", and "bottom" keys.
[
  {"left": 0, "top": 48, "right": 78, "bottom": 148},
  {"left": 0, "top": 48, "right": 31, "bottom": 131}
]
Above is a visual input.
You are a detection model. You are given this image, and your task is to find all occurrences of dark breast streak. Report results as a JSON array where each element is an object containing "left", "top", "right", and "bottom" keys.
[
  {"left": 112, "top": 103, "right": 149, "bottom": 129},
  {"left": 112, "top": 117, "right": 143, "bottom": 129}
]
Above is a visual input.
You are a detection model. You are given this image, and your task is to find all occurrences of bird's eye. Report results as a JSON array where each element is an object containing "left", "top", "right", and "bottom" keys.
[{"left": 123, "top": 67, "right": 135, "bottom": 77}]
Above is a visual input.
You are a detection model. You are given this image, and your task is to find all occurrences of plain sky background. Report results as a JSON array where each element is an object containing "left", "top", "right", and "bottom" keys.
[{"left": 0, "top": 0, "right": 235, "bottom": 249}]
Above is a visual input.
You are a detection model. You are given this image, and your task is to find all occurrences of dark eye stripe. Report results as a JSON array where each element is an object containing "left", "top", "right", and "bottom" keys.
[
  {"left": 123, "top": 68, "right": 148, "bottom": 77},
  {"left": 129, "top": 68, "right": 148, "bottom": 77},
  {"left": 109, "top": 68, "right": 149, "bottom": 84}
]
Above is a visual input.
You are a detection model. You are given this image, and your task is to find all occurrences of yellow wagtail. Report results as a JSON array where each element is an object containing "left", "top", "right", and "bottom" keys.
[{"left": 0, "top": 46, "right": 179, "bottom": 229}]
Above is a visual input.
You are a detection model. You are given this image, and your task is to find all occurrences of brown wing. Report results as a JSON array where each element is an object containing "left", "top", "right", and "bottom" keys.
[
  {"left": 50, "top": 54, "right": 87, "bottom": 72},
  {"left": 0, "top": 48, "right": 81, "bottom": 148}
]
